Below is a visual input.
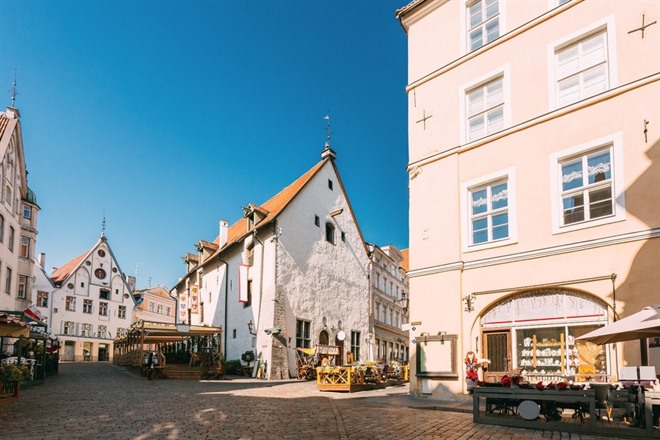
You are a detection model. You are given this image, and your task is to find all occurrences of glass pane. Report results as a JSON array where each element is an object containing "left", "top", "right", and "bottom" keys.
[
  {"left": 469, "top": 2, "right": 483, "bottom": 28},
  {"left": 471, "top": 188, "right": 488, "bottom": 215},
  {"left": 582, "top": 64, "right": 607, "bottom": 98},
  {"left": 491, "top": 182, "right": 508, "bottom": 209},
  {"left": 468, "top": 88, "right": 485, "bottom": 116},
  {"left": 561, "top": 159, "right": 583, "bottom": 191},
  {"left": 581, "top": 32, "right": 606, "bottom": 68},
  {"left": 557, "top": 76, "right": 580, "bottom": 106},
  {"left": 563, "top": 194, "right": 584, "bottom": 224},
  {"left": 472, "top": 218, "right": 488, "bottom": 244},
  {"left": 492, "top": 213, "right": 508, "bottom": 240},
  {"left": 468, "top": 116, "right": 485, "bottom": 141},
  {"left": 486, "top": 79, "right": 503, "bottom": 107},
  {"left": 587, "top": 150, "right": 611, "bottom": 183},
  {"left": 485, "top": 19, "right": 499, "bottom": 42},
  {"left": 485, "top": 0, "right": 498, "bottom": 18},
  {"left": 470, "top": 28, "right": 483, "bottom": 51},
  {"left": 557, "top": 45, "right": 579, "bottom": 79},
  {"left": 569, "top": 325, "right": 608, "bottom": 380},
  {"left": 589, "top": 185, "right": 613, "bottom": 219},
  {"left": 487, "top": 106, "right": 504, "bottom": 133}
]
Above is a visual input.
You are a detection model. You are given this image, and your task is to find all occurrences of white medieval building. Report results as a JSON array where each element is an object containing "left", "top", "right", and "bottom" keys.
[
  {"left": 171, "top": 145, "right": 371, "bottom": 379},
  {"left": 46, "top": 234, "right": 136, "bottom": 361}
]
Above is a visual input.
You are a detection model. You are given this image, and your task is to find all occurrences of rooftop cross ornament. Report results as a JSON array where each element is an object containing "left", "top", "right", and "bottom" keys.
[
  {"left": 323, "top": 113, "right": 332, "bottom": 145},
  {"left": 628, "top": 14, "right": 657, "bottom": 38},
  {"left": 9, "top": 69, "right": 18, "bottom": 107},
  {"left": 416, "top": 110, "right": 433, "bottom": 130}
]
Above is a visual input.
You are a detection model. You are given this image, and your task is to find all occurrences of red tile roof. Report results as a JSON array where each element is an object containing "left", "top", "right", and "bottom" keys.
[{"left": 50, "top": 251, "right": 88, "bottom": 285}]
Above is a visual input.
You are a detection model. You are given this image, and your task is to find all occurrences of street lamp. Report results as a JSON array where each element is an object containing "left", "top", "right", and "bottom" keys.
[
  {"left": 247, "top": 320, "right": 257, "bottom": 335},
  {"left": 398, "top": 292, "right": 409, "bottom": 312}
]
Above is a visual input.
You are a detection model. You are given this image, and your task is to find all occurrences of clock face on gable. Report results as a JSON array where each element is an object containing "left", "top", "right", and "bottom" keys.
[{"left": 95, "top": 268, "right": 107, "bottom": 279}]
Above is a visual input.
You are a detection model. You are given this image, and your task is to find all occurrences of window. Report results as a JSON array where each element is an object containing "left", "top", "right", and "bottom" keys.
[
  {"left": 325, "top": 223, "right": 335, "bottom": 244},
  {"left": 66, "top": 295, "right": 76, "bottom": 311},
  {"left": 560, "top": 146, "right": 613, "bottom": 225},
  {"left": 157, "top": 304, "right": 163, "bottom": 314},
  {"left": 4, "top": 267, "right": 11, "bottom": 294},
  {"left": 81, "top": 323, "right": 92, "bottom": 337},
  {"left": 149, "top": 302, "right": 154, "bottom": 312},
  {"left": 296, "top": 319, "right": 311, "bottom": 349},
  {"left": 341, "top": 231, "right": 345, "bottom": 242},
  {"left": 243, "top": 280, "right": 252, "bottom": 308},
  {"left": 17, "top": 275, "right": 28, "bottom": 299},
  {"left": 0, "top": 214, "right": 4, "bottom": 242},
  {"left": 314, "top": 215, "right": 320, "bottom": 227},
  {"left": 166, "top": 306, "right": 171, "bottom": 316},
  {"left": 118, "top": 305, "right": 126, "bottom": 319},
  {"left": 83, "top": 299, "right": 93, "bottom": 314},
  {"left": 37, "top": 291, "right": 48, "bottom": 307},
  {"left": 467, "top": 0, "right": 499, "bottom": 51},
  {"left": 467, "top": 77, "right": 504, "bottom": 142},
  {"left": 376, "top": 303, "right": 381, "bottom": 322},
  {"left": 8, "top": 226, "right": 14, "bottom": 252},
  {"left": 350, "top": 331, "right": 361, "bottom": 361},
  {"left": 63, "top": 321, "right": 74, "bottom": 335},
  {"left": 19, "top": 236, "right": 30, "bottom": 258},
  {"left": 99, "top": 301, "right": 108, "bottom": 316},
  {"left": 99, "top": 289, "right": 110, "bottom": 300},
  {"left": 555, "top": 30, "right": 608, "bottom": 107},
  {"left": 328, "top": 179, "right": 333, "bottom": 190},
  {"left": 469, "top": 179, "right": 509, "bottom": 245},
  {"left": 98, "top": 325, "right": 107, "bottom": 338},
  {"left": 23, "top": 205, "right": 31, "bottom": 219}
]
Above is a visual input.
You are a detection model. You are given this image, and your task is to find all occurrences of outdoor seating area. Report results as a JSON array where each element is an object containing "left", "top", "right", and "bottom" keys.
[
  {"left": 113, "top": 320, "right": 223, "bottom": 380},
  {"left": 316, "top": 361, "right": 409, "bottom": 392},
  {"left": 473, "top": 375, "right": 660, "bottom": 438}
]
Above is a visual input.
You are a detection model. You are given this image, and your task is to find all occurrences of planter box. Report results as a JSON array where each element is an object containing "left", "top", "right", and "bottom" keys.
[{"left": 0, "top": 380, "right": 19, "bottom": 398}]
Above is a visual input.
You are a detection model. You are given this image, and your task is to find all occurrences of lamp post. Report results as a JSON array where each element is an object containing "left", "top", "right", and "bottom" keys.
[{"left": 247, "top": 320, "right": 257, "bottom": 336}]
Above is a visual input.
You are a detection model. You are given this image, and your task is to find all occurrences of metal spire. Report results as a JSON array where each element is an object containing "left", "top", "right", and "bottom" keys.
[
  {"left": 9, "top": 69, "right": 18, "bottom": 107},
  {"left": 324, "top": 113, "right": 332, "bottom": 148}
]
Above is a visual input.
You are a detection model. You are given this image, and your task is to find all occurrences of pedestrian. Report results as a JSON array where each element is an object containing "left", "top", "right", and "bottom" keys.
[{"left": 147, "top": 351, "right": 155, "bottom": 380}]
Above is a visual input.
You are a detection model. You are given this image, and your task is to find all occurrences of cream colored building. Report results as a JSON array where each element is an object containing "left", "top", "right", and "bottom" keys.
[
  {"left": 397, "top": 0, "right": 659, "bottom": 397},
  {"left": 133, "top": 285, "right": 175, "bottom": 324}
]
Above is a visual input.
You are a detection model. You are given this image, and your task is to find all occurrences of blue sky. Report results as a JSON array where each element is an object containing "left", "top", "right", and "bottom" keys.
[{"left": 0, "top": 0, "right": 409, "bottom": 289}]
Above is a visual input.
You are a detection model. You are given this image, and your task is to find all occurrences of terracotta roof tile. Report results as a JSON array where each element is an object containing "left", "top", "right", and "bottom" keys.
[
  {"left": 50, "top": 251, "right": 88, "bottom": 285},
  {"left": 0, "top": 114, "right": 10, "bottom": 139}
]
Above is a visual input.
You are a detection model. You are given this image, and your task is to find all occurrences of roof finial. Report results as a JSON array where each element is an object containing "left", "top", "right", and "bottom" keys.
[
  {"left": 321, "top": 112, "right": 336, "bottom": 160},
  {"left": 9, "top": 69, "right": 18, "bottom": 107},
  {"left": 324, "top": 112, "right": 332, "bottom": 148}
]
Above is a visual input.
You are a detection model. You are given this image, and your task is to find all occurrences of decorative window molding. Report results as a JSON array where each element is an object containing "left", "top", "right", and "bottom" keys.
[
  {"left": 459, "top": 65, "right": 511, "bottom": 145},
  {"left": 547, "top": 15, "right": 617, "bottom": 110},
  {"left": 461, "top": 167, "right": 517, "bottom": 252},
  {"left": 549, "top": 133, "right": 625, "bottom": 234}
]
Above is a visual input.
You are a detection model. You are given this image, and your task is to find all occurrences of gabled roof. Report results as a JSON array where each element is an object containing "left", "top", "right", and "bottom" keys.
[
  {"left": 50, "top": 251, "right": 87, "bottom": 285},
  {"left": 173, "top": 157, "right": 330, "bottom": 289}
]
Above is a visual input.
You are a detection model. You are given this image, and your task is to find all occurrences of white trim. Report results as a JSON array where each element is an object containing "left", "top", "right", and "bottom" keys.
[
  {"left": 408, "top": 228, "right": 659, "bottom": 278},
  {"left": 461, "top": 166, "right": 517, "bottom": 253},
  {"left": 461, "top": 0, "right": 506, "bottom": 55},
  {"left": 547, "top": 15, "right": 618, "bottom": 110},
  {"left": 549, "top": 132, "right": 625, "bottom": 234},
  {"left": 459, "top": 64, "right": 511, "bottom": 145}
]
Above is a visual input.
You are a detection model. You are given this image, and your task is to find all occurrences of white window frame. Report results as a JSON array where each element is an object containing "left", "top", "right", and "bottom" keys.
[
  {"left": 461, "top": 167, "right": 517, "bottom": 252},
  {"left": 462, "top": 0, "right": 504, "bottom": 54},
  {"left": 459, "top": 65, "right": 511, "bottom": 145},
  {"left": 17, "top": 274, "right": 28, "bottom": 299},
  {"left": 99, "top": 301, "right": 108, "bottom": 317},
  {"left": 83, "top": 299, "right": 93, "bottom": 314},
  {"left": 118, "top": 305, "right": 127, "bottom": 319},
  {"left": 547, "top": 16, "right": 617, "bottom": 110},
  {"left": 63, "top": 321, "right": 74, "bottom": 335},
  {"left": 550, "top": 133, "right": 625, "bottom": 234}
]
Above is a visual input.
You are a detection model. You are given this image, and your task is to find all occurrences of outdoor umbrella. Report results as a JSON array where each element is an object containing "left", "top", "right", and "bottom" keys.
[{"left": 577, "top": 303, "right": 660, "bottom": 345}]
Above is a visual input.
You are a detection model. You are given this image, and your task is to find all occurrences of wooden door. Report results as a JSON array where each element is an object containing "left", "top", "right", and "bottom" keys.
[{"left": 483, "top": 331, "right": 511, "bottom": 383}]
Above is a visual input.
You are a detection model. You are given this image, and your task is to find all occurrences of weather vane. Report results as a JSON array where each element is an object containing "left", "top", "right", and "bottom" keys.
[
  {"left": 9, "top": 69, "right": 18, "bottom": 107},
  {"left": 101, "top": 210, "right": 107, "bottom": 236},
  {"left": 323, "top": 112, "right": 332, "bottom": 147}
]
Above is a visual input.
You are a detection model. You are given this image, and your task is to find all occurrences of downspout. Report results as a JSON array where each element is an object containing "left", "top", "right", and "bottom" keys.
[{"left": 218, "top": 257, "right": 229, "bottom": 360}]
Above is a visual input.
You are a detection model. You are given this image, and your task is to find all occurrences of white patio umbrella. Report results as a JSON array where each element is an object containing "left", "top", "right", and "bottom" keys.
[{"left": 577, "top": 303, "right": 660, "bottom": 345}]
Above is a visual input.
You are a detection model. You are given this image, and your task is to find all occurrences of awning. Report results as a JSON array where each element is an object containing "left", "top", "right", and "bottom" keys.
[
  {"left": 0, "top": 313, "right": 29, "bottom": 338},
  {"left": 577, "top": 303, "right": 660, "bottom": 345}
]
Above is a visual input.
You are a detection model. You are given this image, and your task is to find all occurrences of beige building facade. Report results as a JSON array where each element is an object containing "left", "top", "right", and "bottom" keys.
[{"left": 398, "top": 0, "right": 659, "bottom": 397}]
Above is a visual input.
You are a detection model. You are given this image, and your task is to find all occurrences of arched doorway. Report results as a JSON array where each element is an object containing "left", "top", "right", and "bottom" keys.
[
  {"left": 319, "top": 330, "right": 329, "bottom": 345},
  {"left": 480, "top": 289, "right": 608, "bottom": 383}
]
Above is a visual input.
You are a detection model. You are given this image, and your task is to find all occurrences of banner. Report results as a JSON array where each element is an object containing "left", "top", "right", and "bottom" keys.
[
  {"left": 179, "top": 291, "right": 189, "bottom": 324},
  {"left": 190, "top": 285, "right": 199, "bottom": 314}
]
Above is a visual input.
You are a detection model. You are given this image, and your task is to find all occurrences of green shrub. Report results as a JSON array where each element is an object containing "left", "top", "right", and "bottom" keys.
[
  {"left": 223, "top": 359, "right": 242, "bottom": 375},
  {"left": 0, "top": 364, "right": 28, "bottom": 382}
]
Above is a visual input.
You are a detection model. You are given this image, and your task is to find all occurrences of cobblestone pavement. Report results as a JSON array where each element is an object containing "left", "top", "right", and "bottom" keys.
[{"left": 1, "top": 363, "right": 615, "bottom": 440}]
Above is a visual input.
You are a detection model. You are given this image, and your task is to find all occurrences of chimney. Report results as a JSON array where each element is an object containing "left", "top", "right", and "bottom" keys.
[
  {"left": 39, "top": 252, "right": 46, "bottom": 269},
  {"left": 219, "top": 219, "right": 229, "bottom": 249}
]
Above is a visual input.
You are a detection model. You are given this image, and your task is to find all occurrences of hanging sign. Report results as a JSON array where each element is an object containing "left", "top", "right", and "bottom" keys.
[
  {"left": 190, "top": 285, "right": 200, "bottom": 314},
  {"left": 179, "top": 291, "right": 189, "bottom": 324}
]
